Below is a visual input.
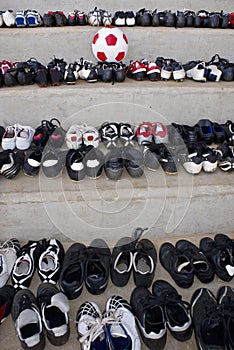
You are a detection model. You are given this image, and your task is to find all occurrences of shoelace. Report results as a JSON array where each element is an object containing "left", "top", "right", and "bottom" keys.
[{"left": 79, "top": 309, "right": 123, "bottom": 349}]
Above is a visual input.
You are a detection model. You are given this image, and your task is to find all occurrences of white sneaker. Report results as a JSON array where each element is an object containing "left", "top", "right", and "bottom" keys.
[
  {"left": 186, "top": 62, "right": 207, "bottom": 82},
  {"left": 16, "top": 125, "right": 35, "bottom": 150},
  {"left": 2, "top": 125, "right": 17, "bottom": 150},
  {"left": 65, "top": 124, "right": 86, "bottom": 149},
  {"left": 0, "top": 238, "right": 20, "bottom": 288},
  {"left": 83, "top": 126, "right": 100, "bottom": 148},
  {"left": 106, "top": 295, "right": 141, "bottom": 350},
  {"left": 2, "top": 10, "right": 15, "bottom": 27}
]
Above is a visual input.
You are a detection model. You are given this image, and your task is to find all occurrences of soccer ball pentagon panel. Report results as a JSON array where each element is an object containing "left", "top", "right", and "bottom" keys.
[{"left": 92, "top": 26, "right": 128, "bottom": 63}]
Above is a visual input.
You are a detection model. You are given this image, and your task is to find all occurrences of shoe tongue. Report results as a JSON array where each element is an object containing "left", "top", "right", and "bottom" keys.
[
  {"left": 50, "top": 292, "right": 70, "bottom": 313},
  {"left": 226, "top": 264, "right": 234, "bottom": 276},
  {"left": 109, "top": 324, "right": 127, "bottom": 338}
]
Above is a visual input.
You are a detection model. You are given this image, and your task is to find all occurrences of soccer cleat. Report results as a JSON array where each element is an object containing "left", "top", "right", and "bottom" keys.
[
  {"left": 104, "top": 148, "right": 124, "bottom": 180},
  {"left": 185, "top": 61, "right": 207, "bottom": 82},
  {"left": 87, "top": 7, "right": 102, "bottom": 26},
  {"left": 191, "top": 288, "right": 226, "bottom": 350},
  {"left": 0, "top": 149, "right": 25, "bottom": 179},
  {"left": 0, "top": 285, "right": 15, "bottom": 324},
  {"left": 82, "top": 125, "right": 100, "bottom": 148},
  {"left": 76, "top": 11, "right": 87, "bottom": 25},
  {"left": 122, "top": 147, "right": 144, "bottom": 178},
  {"left": 136, "top": 8, "right": 151, "bottom": 26},
  {"left": 78, "top": 58, "right": 98, "bottom": 83},
  {"left": 179, "top": 145, "right": 203, "bottom": 175},
  {"left": 38, "top": 239, "right": 65, "bottom": 284},
  {"left": 0, "top": 238, "right": 20, "bottom": 288},
  {"left": 64, "top": 62, "right": 80, "bottom": 84},
  {"left": 141, "top": 59, "right": 160, "bottom": 81},
  {"left": 201, "top": 145, "right": 217, "bottom": 173},
  {"left": 12, "top": 289, "right": 45, "bottom": 350},
  {"left": 66, "top": 146, "right": 89, "bottom": 182},
  {"left": 176, "top": 11, "right": 185, "bottom": 27},
  {"left": 111, "top": 236, "right": 134, "bottom": 287},
  {"left": 153, "top": 280, "right": 193, "bottom": 341},
  {"left": 65, "top": 124, "right": 85, "bottom": 149},
  {"left": 217, "top": 285, "right": 234, "bottom": 350},
  {"left": 47, "top": 56, "right": 67, "bottom": 86},
  {"left": 59, "top": 243, "right": 86, "bottom": 300},
  {"left": 200, "top": 234, "right": 234, "bottom": 281},
  {"left": 54, "top": 11, "right": 67, "bottom": 26},
  {"left": 15, "top": 11, "right": 27, "bottom": 27},
  {"left": 67, "top": 11, "right": 77, "bottom": 26},
  {"left": 43, "top": 12, "right": 55, "bottom": 26},
  {"left": 130, "top": 286, "right": 167, "bottom": 350},
  {"left": 37, "top": 283, "right": 70, "bottom": 346},
  {"left": 27, "top": 58, "right": 49, "bottom": 88},
  {"left": 126, "top": 60, "right": 146, "bottom": 80},
  {"left": 101, "top": 10, "right": 112, "bottom": 26},
  {"left": 133, "top": 238, "right": 157, "bottom": 288},
  {"left": 84, "top": 146, "right": 104, "bottom": 179},
  {"left": 97, "top": 62, "right": 113, "bottom": 83},
  {"left": 41, "top": 148, "right": 66, "bottom": 178},
  {"left": 119, "top": 123, "right": 135, "bottom": 146},
  {"left": 16, "top": 125, "right": 35, "bottom": 150},
  {"left": 176, "top": 240, "right": 214, "bottom": 283},
  {"left": 2, "top": 10, "right": 15, "bottom": 27},
  {"left": 76, "top": 301, "right": 106, "bottom": 350},
  {"left": 125, "top": 11, "right": 136, "bottom": 26},
  {"left": 152, "top": 122, "right": 168, "bottom": 144},
  {"left": 184, "top": 10, "right": 195, "bottom": 26},
  {"left": 159, "top": 242, "right": 194, "bottom": 288},
  {"left": 159, "top": 58, "right": 173, "bottom": 81},
  {"left": 135, "top": 121, "right": 153, "bottom": 145},
  {"left": 159, "top": 144, "right": 178, "bottom": 174},
  {"left": 11, "top": 241, "right": 42, "bottom": 290},
  {"left": 23, "top": 146, "right": 43, "bottom": 176},
  {"left": 216, "top": 142, "right": 234, "bottom": 172},
  {"left": 85, "top": 239, "right": 111, "bottom": 295},
  {"left": 47, "top": 118, "right": 66, "bottom": 148},
  {"left": 33, "top": 119, "right": 59, "bottom": 148},
  {"left": 172, "top": 61, "right": 186, "bottom": 81},
  {"left": 26, "top": 10, "right": 43, "bottom": 27},
  {"left": 106, "top": 295, "right": 141, "bottom": 350},
  {"left": 112, "top": 11, "right": 125, "bottom": 26},
  {"left": 16, "top": 61, "right": 35, "bottom": 85},
  {"left": 99, "top": 122, "right": 119, "bottom": 148}
]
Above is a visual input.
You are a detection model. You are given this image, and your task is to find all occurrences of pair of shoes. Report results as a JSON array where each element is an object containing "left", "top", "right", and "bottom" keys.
[
  {"left": 12, "top": 283, "right": 70, "bottom": 349},
  {"left": 0, "top": 285, "right": 15, "bottom": 324},
  {"left": 135, "top": 121, "right": 168, "bottom": 144},
  {"left": 0, "top": 149, "right": 25, "bottom": 179},
  {"left": 88, "top": 7, "right": 112, "bottom": 26},
  {"left": 11, "top": 239, "right": 64, "bottom": 289},
  {"left": 200, "top": 233, "right": 234, "bottom": 281},
  {"left": 136, "top": 8, "right": 160, "bottom": 26},
  {"left": 191, "top": 286, "right": 234, "bottom": 349},
  {"left": 59, "top": 239, "right": 111, "bottom": 298},
  {"left": 26, "top": 57, "right": 48, "bottom": 88},
  {"left": 0, "top": 238, "right": 20, "bottom": 287},
  {"left": 43, "top": 11, "right": 67, "bottom": 26},
  {"left": 2, "top": 124, "right": 35, "bottom": 150},
  {"left": 97, "top": 62, "right": 126, "bottom": 84},
  {"left": 66, "top": 145, "right": 104, "bottom": 181},
  {"left": 33, "top": 118, "right": 65, "bottom": 148},
  {"left": 216, "top": 142, "right": 234, "bottom": 172},
  {"left": 143, "top": 142, "right": 178, "bottom": 174},
  {"left": 111, "top": 227, "right": 156, "bottom": 287},
  {"left": 112, "top": 11, "right": 135, "bottom": 26},
  {"left": 156, "top": 57, "right": 185, "bottom": 81},
  {"left": 185, "top": 60, "right": 222, "bottom": 82},
  {"left": 179, "top": 144, "right": 217, "bottom": 174},
  {"left": 131, "top": 280, "right": 193, "bottom": 349},
  {"left": 66, "top": 123, "right": 99, "bottom": 149},
  {"left": 77, "top": 296, "right": 140, "bottom": 350},
  {"left": 126, "top": 60, "right": 160, "bottom": 81},
  {"left": 100, "top": 122, "right": 135, "bottom": 148},
  {"left": 15, "top": 10, "right": 43, "bottom": 27},
  {"left": 104, "top": 146, "right": 144, "bottom": 179},
  {"left": 78, "top": 58, "right": 98, "bottom": 83},
  {"left": 159, "top": 239, "right": 214, "bottom": 288},
  {"left": 67, "top": 10, "right": 87, "bottom": 25}
]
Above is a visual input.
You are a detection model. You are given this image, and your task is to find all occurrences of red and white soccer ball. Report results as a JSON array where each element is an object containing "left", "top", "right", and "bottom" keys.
[{"left": 92, "top": 26, "right": 128, "bottom": 63}]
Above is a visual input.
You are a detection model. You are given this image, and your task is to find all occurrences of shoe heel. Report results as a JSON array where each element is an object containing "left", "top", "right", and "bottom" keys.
[{"left": 50, "top": 69, "right": 61, "bottom": 86}]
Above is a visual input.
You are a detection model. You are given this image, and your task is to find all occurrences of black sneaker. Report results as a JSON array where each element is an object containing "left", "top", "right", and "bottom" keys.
[
  {"left": 111, "top": 236, "right": 134, "bottom": 287},
  {"left": 142, "top": 142, "right": 161, "bottom": 171},
  {"left": 41, "top": 148, "right": 66, "bottom": 178},
  {"left": 16, "top": 61, "right": 35, "bottom": 85},
  {"left": 217, "top": 285, "right": 234, "bottom": 350},
  {"left": 85, "top": 239, "right": 111, "bottom": 295},
  {"left": 153, "top": 280, "right": 193, "bottom": 341},
  {"left": 130, "top": 286, "right": 167, "bottom": 350},
  {"left": 0, "top": 285, "right": 15, "bottom": 324},
  {"left": 184, "top": 10, "right": 195, "bottom": 26},
  {"left": 159, "top": 242, "right": 194, "bottom": 288},
  {"left": 84, "top": 146, "right": 104, "bottom": 179},
  {"left": 136, "top": 8, "right": 151, "bottom": 26},
  {"left": 12, "top": 289, "right": 45, "bottom": 350},
  {"left": 33, "top": 119, "right": 57, "bottom": 148},
  {"left": 38, "top": 239, "right": 65, "bottom": 284},
  {"left": 176, "top": 240, "right": 214, "bottom": 283},
  {"left": 47, "top": 118, "right": 66, "bottom": 148},
  {"left": 11, "top": 241, "right": 42, "bottom": 290},
  {"left": 191, "top": 288, "right": 226, "bottom": 350},
  {"left": 37, "top": 283, "right": 70, "bottom": 346},
  {"left": 0, "top": 149, "right": 25, "bottom": 179},
  {"left": 4, "top": 67, "right": 18, "bottom": 87},
  {"left": 122, "top": 147, "right": 144, "bottom": 178},
  {"left": 200, "top": 234, "right": 234, "bottom": 281},
  {"left": 43, "top": 12, "right": 55, "bottom": 26},
  {"left": 59, "top": 243, "right": 86, "bottom": 300},
  {"left": 47, "top": 56, "right": 67, "bottom": 86},
  {"left": 23, "top": 146, "right": 43, "bottom": 176},
  {"left": 133, "top": 238, "right": 157, "bottom": 288},
  {"left": 179, "top": 144, "right": 203, "bottom": 175},
  {"left": 195, "top": 119, "right": 214, "bottom": 145},
  {"left": 212, "top": 122, "right": 226, "bottom": 144},
  {"left": 159, "top": 144, "right": 178, "bottom": 174},
  {"left": 64, "top": 61, "right": 80, "bottom": 84},
  {"left": 97, "top": 62, "right": 113, "bottom": 83},
  {"left": 119, "top": 123, "right": 135, "bottom": 146},
  {"left": 99, "top": 122, "right": 119, "bottom": 148},
  {"left": 104, "top": 148, "right": 124, "bottom": 180},
  {"left": 66, "top": 146, "right": 89, "bottom": 182},
  {"left": 54, "top": 11, "right": 68, "bottom": 26},
  {"left": 223, "top": 120, "right": 234, "bottom": 144},
  {"left": 176, "top": 10, "right": 185, "bottom": 27},
  {"left": 27, "top": 58, "right": 49, "bottom": 88},
  {"left": 215, "top": 141, "right": 234, "bottom": 172}
]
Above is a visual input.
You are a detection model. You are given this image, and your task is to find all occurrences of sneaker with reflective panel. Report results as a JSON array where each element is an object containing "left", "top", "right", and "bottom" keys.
[{"left": 0, "top": 238, "right": 20, "bottom": 288}]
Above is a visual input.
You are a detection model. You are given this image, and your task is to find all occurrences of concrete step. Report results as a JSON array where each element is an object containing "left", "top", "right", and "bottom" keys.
[
  {"left": 3, "top": 0, "right": 234, "bottom": 14},
  {"left": 1, "top": 26, "right": 234, "bottom": 63},
  {"left": 1, "top": 163, "right": 234, "bottom": 242},
  {"left": 0, "top": 80, "right": 233, "bottom": 127}
]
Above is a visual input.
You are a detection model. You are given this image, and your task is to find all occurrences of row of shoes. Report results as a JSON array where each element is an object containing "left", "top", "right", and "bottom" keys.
[
  {"left": 1, "top": 54, "right": 234, "bottom": 88},
  {"left": 1, "top": 281, "right": 233, "bottom": 350},
  {"left": 2, "top": 8, "right": 234, "bottom": 29}
]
